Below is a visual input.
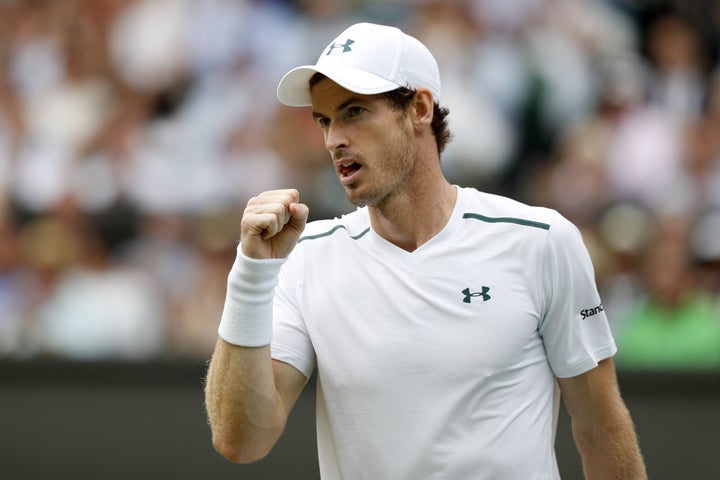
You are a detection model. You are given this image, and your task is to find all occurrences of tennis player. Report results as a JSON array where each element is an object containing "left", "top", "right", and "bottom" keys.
[{"left": 205, "top": 22, "right": 647, "bottom": 479}]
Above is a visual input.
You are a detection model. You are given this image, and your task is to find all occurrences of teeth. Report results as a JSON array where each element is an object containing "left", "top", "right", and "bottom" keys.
[{"left": 341, "top": 161, "right": 354, "bottom": 167}]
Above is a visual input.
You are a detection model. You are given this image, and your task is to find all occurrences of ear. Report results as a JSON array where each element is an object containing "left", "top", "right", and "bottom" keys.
[{"left": 412, "top": 88, "right": 434, "bottom": 131}]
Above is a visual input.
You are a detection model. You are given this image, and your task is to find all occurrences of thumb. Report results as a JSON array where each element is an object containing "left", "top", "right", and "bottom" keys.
[{"left": 287, "top": 202, "right": 309, "bottom": 235}]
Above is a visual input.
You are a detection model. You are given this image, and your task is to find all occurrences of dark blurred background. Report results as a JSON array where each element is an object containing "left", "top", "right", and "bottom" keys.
[{"left": 0, "top": 0, "right": 719, "bottom": 478}]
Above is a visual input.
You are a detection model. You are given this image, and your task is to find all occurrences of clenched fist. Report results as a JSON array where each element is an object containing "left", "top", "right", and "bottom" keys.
[{"left": 240, "top": 189, "right": 309, "bottom": 260}]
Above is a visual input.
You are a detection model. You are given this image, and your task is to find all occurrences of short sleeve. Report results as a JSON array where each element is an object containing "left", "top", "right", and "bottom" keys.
[
  {"left": 271, "top": 248, "right": 317, "bottom": 378},
  {"left": 538, "top": 213, "right": 617, "bottom": 378}
]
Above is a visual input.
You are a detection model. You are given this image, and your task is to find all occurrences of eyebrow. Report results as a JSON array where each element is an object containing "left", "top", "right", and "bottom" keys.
[{"left": 312, "top": 96, "right": 367, "bottom": 120}]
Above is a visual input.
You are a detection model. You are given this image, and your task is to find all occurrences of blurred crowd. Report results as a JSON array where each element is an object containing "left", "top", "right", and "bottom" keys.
[{"left": 0, "top": 0, "right": 719, "bottom": 368}]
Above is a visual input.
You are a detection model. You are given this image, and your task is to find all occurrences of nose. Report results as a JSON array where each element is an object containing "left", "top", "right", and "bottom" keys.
[{"left": 324, "top": 122, "right": 348, "bottom": 152}]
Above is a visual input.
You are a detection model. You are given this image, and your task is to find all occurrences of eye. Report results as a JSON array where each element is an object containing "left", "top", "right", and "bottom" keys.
[
  {"left": 347, "top": 106, "right": 365, "bottom": 118},
  {"left": 316, "top": 116, "right": 330, "bottom": 128}
]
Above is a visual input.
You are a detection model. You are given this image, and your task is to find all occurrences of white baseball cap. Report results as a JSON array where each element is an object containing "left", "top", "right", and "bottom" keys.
[{"left": 277, "top": 23, "right": 441, "bottom": 107}]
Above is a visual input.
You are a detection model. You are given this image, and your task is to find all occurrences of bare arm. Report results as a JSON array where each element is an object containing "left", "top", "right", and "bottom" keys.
[
  {"left": 558, "top": 358, "right": 647, "bottom": 479},
  {"left": 205, "top": 340, "right": 307, "bottom": 463},
  {"left": 205, "top": 189, "right": 310, "bottom": 463}
]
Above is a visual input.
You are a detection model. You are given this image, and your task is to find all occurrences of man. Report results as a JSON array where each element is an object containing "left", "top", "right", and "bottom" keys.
[{"left": 204, "top": 22, "right": 647, "bottom": 479}]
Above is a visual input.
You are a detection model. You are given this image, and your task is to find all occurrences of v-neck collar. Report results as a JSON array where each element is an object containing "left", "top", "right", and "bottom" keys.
[{"left": 364, "top": 186, "right": 465, "bottom": 268}]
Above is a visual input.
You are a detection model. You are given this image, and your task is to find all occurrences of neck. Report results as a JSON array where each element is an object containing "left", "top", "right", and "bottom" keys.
[{"left": 368, "top": 179, "right": 457, "bottom": 252}]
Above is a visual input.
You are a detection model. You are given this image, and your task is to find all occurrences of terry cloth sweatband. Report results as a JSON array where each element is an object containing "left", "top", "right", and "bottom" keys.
[{"left": 218, "top": 246, "right": 286, "bottom": 347}]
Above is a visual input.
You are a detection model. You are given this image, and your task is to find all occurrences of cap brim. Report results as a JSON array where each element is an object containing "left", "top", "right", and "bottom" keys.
[{"left": 277, "top": 64, "right": 401, "bottom": 107}]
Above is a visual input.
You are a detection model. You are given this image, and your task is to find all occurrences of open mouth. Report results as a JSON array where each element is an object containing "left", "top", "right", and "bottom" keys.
[
  {"left": 338, "top": 162, "right": 361, "bottom": 178},
  {"left": 339, "top": 161, "right": 361, "bottom": 178}
]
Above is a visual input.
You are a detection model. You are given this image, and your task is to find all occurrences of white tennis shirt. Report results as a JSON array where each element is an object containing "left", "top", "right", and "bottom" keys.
[{"left": 270, "top": 186, "right": 616, "bottom": 479}]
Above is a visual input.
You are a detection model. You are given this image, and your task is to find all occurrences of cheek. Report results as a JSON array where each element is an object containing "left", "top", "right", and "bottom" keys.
[
  {"left": 387, "top": 126, "right": 416, "bottom": 165},
  {"left": 374, "top": 120, "right": 413, "bottom": 152},
  {"left": 356, "top": 114, "right": 414, "bottom": 166}
]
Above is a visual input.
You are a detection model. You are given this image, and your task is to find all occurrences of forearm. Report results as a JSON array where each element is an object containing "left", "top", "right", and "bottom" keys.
[
  {"left": 205, "top": 191, "right": 308, "bottom": 462},
  {"left": 204, "top": 339, "right": 286, "bottom": 463},
  {"left": 573, "top": 406, "right": 647, "bottom": 479},
  {"left": 205, "top": 239, "right": 289, "bottom": 463},
  {"left": 559, "top": 359, "right": 647, "bottom": 479}
]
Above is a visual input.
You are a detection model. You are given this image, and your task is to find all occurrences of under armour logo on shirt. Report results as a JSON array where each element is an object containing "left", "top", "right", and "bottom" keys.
[{"left": 462, "top": 287, "right": 491, "bottom": 303}]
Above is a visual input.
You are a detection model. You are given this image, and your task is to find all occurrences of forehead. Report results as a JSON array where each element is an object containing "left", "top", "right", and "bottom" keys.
[{"left": 309, "top": 77, "right": 383, "bottom": 113}]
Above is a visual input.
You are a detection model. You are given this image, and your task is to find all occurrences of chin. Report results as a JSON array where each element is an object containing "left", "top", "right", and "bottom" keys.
[
  {"left": 347, "top": 195, "right": 368, "bottom": 208},
  {"left": 347, "top": 191, "right": 386, "bottom": 209},
  {"left": 343, "top": 182, "right": 391, "bottom": 208},
  {"left": 346, "top": 192, "right": 372, "bottom": 208}
]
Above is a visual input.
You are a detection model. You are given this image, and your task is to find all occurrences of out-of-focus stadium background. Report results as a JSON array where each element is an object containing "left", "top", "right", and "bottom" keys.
[{"left": 0, "top": 0, "right": 718, "bottom": 478}]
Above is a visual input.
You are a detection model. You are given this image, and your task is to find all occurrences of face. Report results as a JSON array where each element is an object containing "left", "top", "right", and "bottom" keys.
[{"left": 310, "top": 79, "right": 417, "bottom": 208}]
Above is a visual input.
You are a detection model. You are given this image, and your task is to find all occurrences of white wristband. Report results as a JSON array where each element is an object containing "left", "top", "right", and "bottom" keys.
[{"left": 218, "top": 245, "right": 286, "bottom": 347}]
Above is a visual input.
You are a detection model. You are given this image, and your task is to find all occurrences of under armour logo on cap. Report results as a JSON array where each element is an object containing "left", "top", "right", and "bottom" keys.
[{"left": 326, "top": 39, "right": 355, "bottom": 55}]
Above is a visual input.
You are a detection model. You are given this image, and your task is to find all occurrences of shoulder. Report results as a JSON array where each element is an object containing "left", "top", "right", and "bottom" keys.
[
  {"left": 458, "top": 187, "right": 562, "bottom": 233},
  {"left": 297, "top": 207, "right": 371, "bottom": 245},
  {"left": 457, "top": 188, "right": 589, "bottom": 260}
]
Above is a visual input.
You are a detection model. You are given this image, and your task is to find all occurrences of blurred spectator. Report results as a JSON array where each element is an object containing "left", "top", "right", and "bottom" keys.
[
  {"left": 408, "top": 0, "right": 520, "bottom": 189},
  {"left": 691, "top": 208, "right": 720, "bottom": 297},
  {"left": 684, "top": 69, "right": 720, "bottom": 209},
  {"left": 0, "top": 197, "right": 37, "bottom": 355},
  {"left": 165, "top": 209, "right": 239, "bottom": 357},
  {"left": 644, "top": 12, "right": 709, "bottom": 119},
  {"left": 109, "top": 0, "right": 193, "bottom": 94},
  {"left": 595, "top": 201, "right": 655, "bottom": 333},
  {"left": 27, "top": 197, "right": 165, "bottom": 360},
  {"left": 614, "top": 217, "right": 720, "bottom": 370},
  {"left": 121, "top": 213, "right": 202, "bottom": 315}
]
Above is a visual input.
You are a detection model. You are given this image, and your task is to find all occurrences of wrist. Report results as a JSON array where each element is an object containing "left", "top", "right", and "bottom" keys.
[{"left": 218, "top": 245, "right": 286, "bottom": 347}]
